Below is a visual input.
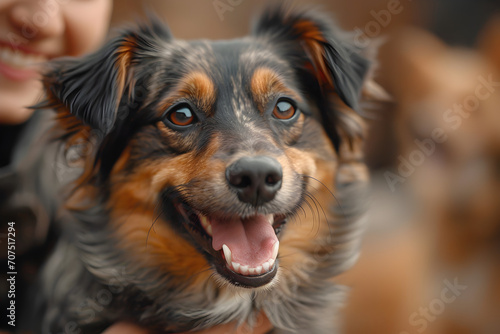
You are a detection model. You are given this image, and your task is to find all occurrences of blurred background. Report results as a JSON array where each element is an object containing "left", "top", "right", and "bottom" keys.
[
  {"left": 2, "top": 0, "right": 499, "bottom": 333},
  {"left": 110, "top": 1, "right": 500, "bottom": 333}
]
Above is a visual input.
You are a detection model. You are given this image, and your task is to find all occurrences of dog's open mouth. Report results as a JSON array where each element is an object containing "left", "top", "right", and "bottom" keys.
[{"left": 172, "top": 200, "right": 287, "bottom": 288}]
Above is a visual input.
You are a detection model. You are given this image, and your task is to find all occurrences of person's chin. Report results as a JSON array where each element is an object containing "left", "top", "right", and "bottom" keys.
[{"left": 0, "top": 76, "right": 42, "bottom": 124}]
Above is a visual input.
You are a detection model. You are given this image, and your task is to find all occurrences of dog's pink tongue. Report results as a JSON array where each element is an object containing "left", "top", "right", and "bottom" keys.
[{"left": 211, "top": 215, "right": 277, "bottom": 267}]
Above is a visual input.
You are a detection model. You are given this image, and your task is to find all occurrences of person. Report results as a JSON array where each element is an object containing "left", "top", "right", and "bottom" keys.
[
  {"left": 0, "top": 0, "right": 114, "bottom": 231},
  {"left": 103, "top": 318, "right": 272, "bottom": 334},
  {"left": 0, "top": 0, "right": 113, "bottom": 125},
  {"left": 0, "top": 0, "right": 111, "bottom": 331}
]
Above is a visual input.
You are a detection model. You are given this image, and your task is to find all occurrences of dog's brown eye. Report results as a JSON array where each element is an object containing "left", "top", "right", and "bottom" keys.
[
  {"left": 273, "top": 101, "right": 296, "bottom": 120},
  {"left": 167, "top": 106, "right": 195, "bottom": 127}
]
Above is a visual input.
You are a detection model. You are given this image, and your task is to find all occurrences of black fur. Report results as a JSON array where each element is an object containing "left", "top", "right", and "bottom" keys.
[{"left": 43, "top": 19, "right": 172, "bottom": 136}]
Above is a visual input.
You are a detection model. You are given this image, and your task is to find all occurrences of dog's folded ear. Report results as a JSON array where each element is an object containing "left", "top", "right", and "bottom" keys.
[
  {"left": 252, "top": 6, "right": 388, "bottom": 154},
  {"left": 41, "top": 19, "right": 171, "bottom": 136},
  {"left": 252, "top": 6, "right": 370, "bottom": 111}
]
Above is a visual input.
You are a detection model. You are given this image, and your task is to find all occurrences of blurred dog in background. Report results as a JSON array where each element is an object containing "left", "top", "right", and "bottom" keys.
[
  {"left": 339, "top": 17, "right": 500, "bottom": 334},
  {"left": 389, "top": 21, "right": 500, "bottom": 334}
]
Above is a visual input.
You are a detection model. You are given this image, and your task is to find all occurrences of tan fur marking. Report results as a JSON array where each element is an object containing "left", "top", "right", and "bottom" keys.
[
  {"left": 106, "top": 136, "right": 223, "bottom": 285},
  {"left": 293, "top": 19, "right": 333, "bottom": 90},
  {"left": 115, "top": 36, "right": 136, "bottom": 108},
  {"left": 278, "top": 128, "right": 346, "bottom": 290},
  {"left": 159, "top": 71, "right": 216, "bottom": 115},
  {"left": 250, "top": 67, "right": 302, "bottom": 113}
]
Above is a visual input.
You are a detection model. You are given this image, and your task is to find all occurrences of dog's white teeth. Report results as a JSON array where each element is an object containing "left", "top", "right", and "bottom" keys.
[
  {"left": 227, "top": 258, "right": 276, "bottom": 277},
  {"left": 266, "top": 214, "right": 274, "bottom": 225},
  {"left": 223, "top": 241, "right": 279, "bottom": 276},
  {"left": 231, "top": 260, "right": 275, "bottom": 276},
  {"left": 272, "top": 241, "right": 279, "bottom": 260},
  {"left": 222, "top": 244, "right": 232, "bottom": 264},
  {"left": 240, "top": 265, "right": 249, "bottom": 275},
  {"left": 199, "top": 215, "right": 213, "bottom": 236}
]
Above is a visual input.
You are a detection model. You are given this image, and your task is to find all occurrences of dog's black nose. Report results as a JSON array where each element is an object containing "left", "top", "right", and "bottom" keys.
[{"left": 226, "top": 156, "right": 283, "bottom": 206}]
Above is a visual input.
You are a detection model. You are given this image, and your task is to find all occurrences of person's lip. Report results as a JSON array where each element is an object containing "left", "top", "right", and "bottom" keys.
[{"left": 0, "top": 41, "right": 48, "bottom": 81}]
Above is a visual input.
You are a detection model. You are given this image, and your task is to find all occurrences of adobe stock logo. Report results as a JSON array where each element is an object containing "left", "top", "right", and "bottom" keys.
[
  {"left": 385, "top": 74, "right": 500, "bottom": 192},
  {"left": 400, "top": 277, "right": 467, "bottom": 334},
  {"left": 353, "top": 0, "right": 411, "bottom": 49},
  {"left": 7, "top": 0, "right": 71, "bottom": 48},
  {"left": 213, "top": 0, "right": 244, "bottom": 21}
]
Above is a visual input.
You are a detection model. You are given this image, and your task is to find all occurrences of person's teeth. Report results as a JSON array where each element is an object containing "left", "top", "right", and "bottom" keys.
[
  {"left": 222, "top": 244, "right": 232, "bottom": 264},
  {"left": 3, "top": 48, "right": 14, "bottom": 64},
  {"left": 0, "top": 46, "right": 46, "bottom": 69}
]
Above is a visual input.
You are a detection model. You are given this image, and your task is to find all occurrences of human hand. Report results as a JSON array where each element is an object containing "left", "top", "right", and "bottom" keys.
[{"left": 102, "top": 313, "right": 272, "bottom": 334}]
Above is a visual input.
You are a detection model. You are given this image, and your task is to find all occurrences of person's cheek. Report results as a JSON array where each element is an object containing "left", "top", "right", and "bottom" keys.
[{"left": 64, "top": 0, "right": 112, "bottom": 56}]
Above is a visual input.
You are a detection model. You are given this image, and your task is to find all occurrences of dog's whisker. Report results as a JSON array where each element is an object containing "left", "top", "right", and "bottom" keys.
[
  {"left": 146, "top": 208, "right": 164, "bottom": 248},
  {"left": 305, "top": 192, "right": 321, "bottom": 230},
  {"left": 303, "top": 192, "right": 324, "bottom": 237},
  {"left": 300, "top": 174, "right": 346, "bottom": 218},
  {"left": 188, "top": 266, "right": 214, "bottom": 281},
  {"left": 306, "top": 191, "right": 322, "bottom": 226},
  {"left": 300, "top": 193, "right": 315, "bottom": 223},
  {"left": 305, "top": 190, "right": 336, "bottom": 242},
  {"left": 301, "top": 193, "right": 317, "bottom": 231},
  {"left": 295, "top": 202, "right": 307, "bottom": 219}
]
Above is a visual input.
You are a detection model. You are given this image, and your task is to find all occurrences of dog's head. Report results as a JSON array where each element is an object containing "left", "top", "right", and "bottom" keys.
[{"left": 44, "top": 7, "right": 372, "bottom": 290}]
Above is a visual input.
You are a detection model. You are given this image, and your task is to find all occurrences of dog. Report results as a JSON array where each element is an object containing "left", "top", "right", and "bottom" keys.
[{"left": 35, "top": 6, "right": 378, "bottom": 333}]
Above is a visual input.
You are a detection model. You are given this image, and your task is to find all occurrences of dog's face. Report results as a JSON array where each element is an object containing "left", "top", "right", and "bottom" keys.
[{"left": 44, "top": 8, "right": 370, "bottom": 290}]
